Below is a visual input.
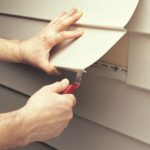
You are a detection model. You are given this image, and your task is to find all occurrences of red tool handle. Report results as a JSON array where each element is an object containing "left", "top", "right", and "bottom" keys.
[{"left": 63, "top": 83, "right": 80, "bottom": 94}]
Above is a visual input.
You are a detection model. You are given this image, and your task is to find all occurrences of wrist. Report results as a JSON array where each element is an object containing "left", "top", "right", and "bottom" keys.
[
  {"left": 6, "top": 107, "right": 39, "bottom": 147},
  {"left": 0, "top": 109, "right": 29, "bottom": 149},
  {"left": 12, "top": 39, "right": 23, "bottom": 63},
  {"left": 18, "top": 106, "right": 39, "bottom": 144},
  {"left": 19, "top": 38, "right": 36, "bottom": 65},
  {"left": 12, "top": 108, "right": 29, "bottom": 147},
  {"left": 6, "top": 39, "right": 22, "bottom": 63},
  {"left": 6, "top": 39, "right": 31, "bottom": 64},
  {"left": 0, "top": 38, "right": 22, "bottom": 63}
]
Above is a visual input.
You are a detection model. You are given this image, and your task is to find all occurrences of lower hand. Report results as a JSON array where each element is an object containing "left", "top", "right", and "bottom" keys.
[{"left": 20, "top": 79, "right": 76, "bottom": 143}]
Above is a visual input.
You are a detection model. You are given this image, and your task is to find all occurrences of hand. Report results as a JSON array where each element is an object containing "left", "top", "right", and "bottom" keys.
[
  {"left": 20, "top": 79, "right": 76, "bottom": 143},
  {"left": 19, "top": 8, "right": 83, "bottom": 75}
]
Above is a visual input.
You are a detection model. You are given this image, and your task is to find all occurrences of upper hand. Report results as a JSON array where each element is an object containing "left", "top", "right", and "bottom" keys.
[{"left": 19, "top": 8, "right": 83, "bottom": 75}]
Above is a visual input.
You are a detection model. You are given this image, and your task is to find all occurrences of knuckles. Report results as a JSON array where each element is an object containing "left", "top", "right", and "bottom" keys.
[
  {"left": 67, "top": 111, "right": 73, "bottom": 120},
  {"left": 62, "top": 95, "right": 76, "bottom": 108}
]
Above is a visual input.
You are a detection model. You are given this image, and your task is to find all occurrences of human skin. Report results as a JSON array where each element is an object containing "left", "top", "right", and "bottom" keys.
[
  {"left": 0, "top": 8, "right": 83, "bottom": 149},
  {"left": 0, "top": 8, "right": 83, "bottom": 74}
]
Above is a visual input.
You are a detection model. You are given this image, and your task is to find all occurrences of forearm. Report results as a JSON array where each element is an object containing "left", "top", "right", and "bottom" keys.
[
  {"left": 0, "top": 109, "right": 27, "bottom": 150},
  {"left": 0, "top": 79, "right": 75, "bottom": 149},
  {"left": 0, "top": 38, "right": 21, "bottom": 63}
]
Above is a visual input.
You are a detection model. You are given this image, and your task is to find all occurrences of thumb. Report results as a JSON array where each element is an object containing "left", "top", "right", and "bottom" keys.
[
  {"left": 39, "top": 59, "right": 60, "bottom": 75},
  {"left": 49, "top": 79, "right": 69, "bottom": 93}
]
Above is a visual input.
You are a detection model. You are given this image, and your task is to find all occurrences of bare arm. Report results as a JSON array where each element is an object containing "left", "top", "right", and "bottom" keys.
[
  {"left": 0, "top": 8, "right": 82, "bottom": 149},
  {"left": 0, "top": 8, "right": 83, "bottom": 74},
  {"left": 0, "top": 38, "right": 21, "bottom": 63},
  {"left": 0, "top": 79, "right": 76, "bottom": 149},
  {"left": 0, "top": 110, "right": 26, "bottom": 150}
]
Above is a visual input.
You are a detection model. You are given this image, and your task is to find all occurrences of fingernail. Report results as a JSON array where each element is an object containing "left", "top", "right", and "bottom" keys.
[
  {"left": 61, "top": 78, "right": 69, "bottom": 86},
  {"left": 71, "top": 7, "right": 77, "bottom": 11},
  {"left": 71, "top": 7, "right": 75, "bottom": 10}
]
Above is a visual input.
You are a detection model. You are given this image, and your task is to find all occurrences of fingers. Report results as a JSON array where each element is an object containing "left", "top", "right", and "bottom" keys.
[
  {"left": 60, "top": 9, "right": 82, "bottom": 30},
  {"left": 49, "top": 79, "right": 70, "bottom": 93},
  {"left": 46, "top": 79, "right": 76, "bottom": 107},
  {"left": 41, "top": 8, "right": 83, "bottom": 48},
  {"left": 38, "top": 59, "right": 60, "bottom": 75},
  {"left": 61, "top": 8, "right": 78, "bottom": 20},
  {"left": 60, "top": 30, "right": 83, "bottom": 39},
  {"left": 50, "top": 29, "right": 83, "bottom": 46},
  {"left": 59, "top": 94, "right": 76, "bottom": 109},
  {"left": 42, "top": 64, "right": 58, "bottom": 75},
  {"left": 65, "top": 94, "right": 77, "bottom": 107},
  {"left": 57, "top": 10, "right": 67, "bottom": 19},
  {"left": 50, "top": 8, "right": 83, "bottom": 32}
]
